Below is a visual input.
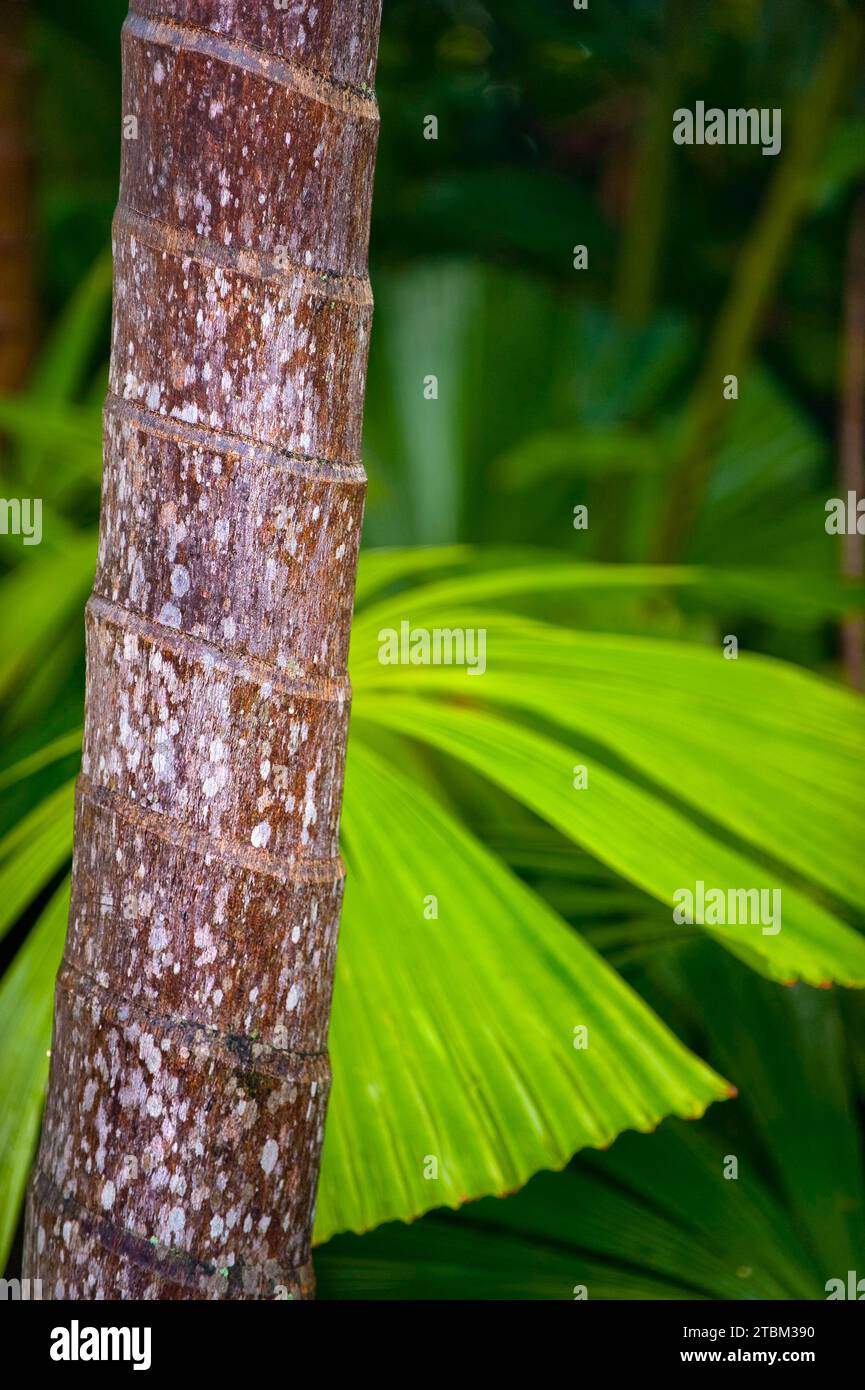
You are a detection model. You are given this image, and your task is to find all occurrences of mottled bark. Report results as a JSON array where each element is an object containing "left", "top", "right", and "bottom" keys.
[
  {"left": 24, "top": 0, "right": 381, "bottom": 1300},
  {"left": 0, "top": 0, "right": 37, "bottom": 391}
]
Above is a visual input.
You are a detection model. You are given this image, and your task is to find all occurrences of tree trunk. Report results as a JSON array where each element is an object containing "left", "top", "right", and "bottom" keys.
[{"left": 24, "top": 0, "right": 382, "bottom": 1300}]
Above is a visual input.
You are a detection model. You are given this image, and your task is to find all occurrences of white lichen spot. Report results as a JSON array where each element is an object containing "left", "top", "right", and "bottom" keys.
[
  {"left": 260, "top": 1138, "right": 279, "bottom": 1175},
  {"left": 140, "top": 1033, "right": 162, "bottom": 1075},
  {"left": 170, "top": 565, "right": 190, "bottom": 596},
  {"left": 152, "top": 729, "right": 175, "bottom": 783},
  {"left": 251, "top": 821, "right": 271, "bottom": 849},
  {"left": 158, "top": 602, "right": 182, "bottom": 630}
]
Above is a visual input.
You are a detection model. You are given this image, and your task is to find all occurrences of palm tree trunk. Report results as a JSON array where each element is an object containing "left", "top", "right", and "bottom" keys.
[{"left": 23, "top": 0, "right": 382, "bottom": 1300}]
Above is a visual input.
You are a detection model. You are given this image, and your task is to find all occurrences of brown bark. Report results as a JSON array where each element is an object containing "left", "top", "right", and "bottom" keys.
[
  {"left": 24, "top": 0, "right": 382, "bottom": 1300},
  {"left": 0, "top": 0, "right": 37, "bottom": 392}
]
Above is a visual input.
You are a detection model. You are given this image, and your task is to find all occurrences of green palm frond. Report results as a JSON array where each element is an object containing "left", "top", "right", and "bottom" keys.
[{"left": 1, "top": 546, "right": 862, "bottom": 1256}]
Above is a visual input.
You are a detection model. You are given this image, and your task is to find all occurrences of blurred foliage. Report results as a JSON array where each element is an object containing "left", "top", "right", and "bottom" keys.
[{"left": 1, "top": 0, "right": 865, "bottom": 1296}]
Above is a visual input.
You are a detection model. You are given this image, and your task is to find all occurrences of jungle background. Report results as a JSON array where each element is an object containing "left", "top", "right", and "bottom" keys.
[{"left": 2, "top": 0, "right": 865, "bottom": 1299}]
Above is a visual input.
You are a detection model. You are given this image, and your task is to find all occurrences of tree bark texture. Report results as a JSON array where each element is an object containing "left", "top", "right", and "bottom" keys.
[{"left": 24, "top": 0, "right": 382, "bottom": 1300}]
